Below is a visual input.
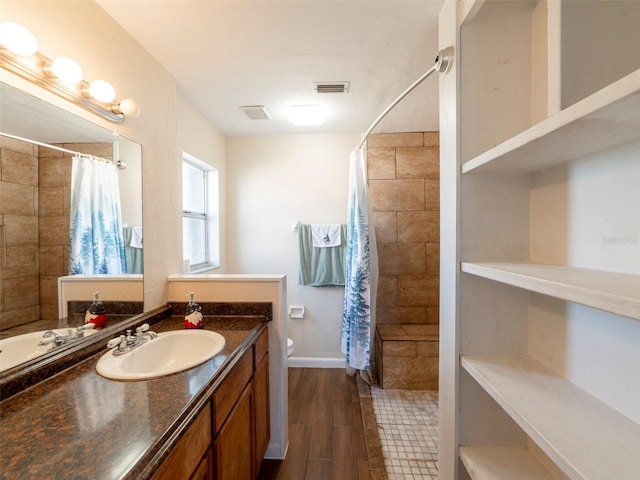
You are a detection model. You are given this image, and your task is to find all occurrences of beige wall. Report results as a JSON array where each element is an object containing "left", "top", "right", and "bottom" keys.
[
  {"left": 368, "top": 132, "right": 440, "bottom": 327},
  {"left": 226, "top": 133, "right": 358, "bottom": 364}
]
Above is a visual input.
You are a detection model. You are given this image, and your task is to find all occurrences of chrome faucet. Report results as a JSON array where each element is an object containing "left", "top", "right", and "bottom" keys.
[
  {"left": 39, "top": 323, "right": 96, "bottom": 348},
  {"left": 39, "top": 330, "right": 70, "bottom": 347},
  {"left": 106, "top": 323, "right": 157, "bottom": 356}
]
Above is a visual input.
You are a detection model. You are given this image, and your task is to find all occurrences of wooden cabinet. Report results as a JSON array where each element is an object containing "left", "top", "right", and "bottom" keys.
[
  {"left": 214, "top": 328, "right": 270, "bottom": 480},
  {"left": 191, "top": 450, "right": 214, "bottom": 480},
  {"left": 214, "top": 383, "right": 253, "bottom": 480},
  {"left": 151, "top": 404, "right": 212, "bottom": 480},
  {"left": 439, "top": 1, "right": 640, "bottom": 479},
  {"left": 153, "top": 327, "right": 269, "bottom": 480}
]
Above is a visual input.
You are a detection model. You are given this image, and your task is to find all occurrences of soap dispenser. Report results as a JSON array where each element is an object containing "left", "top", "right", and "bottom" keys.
[
  {"left": 85, "top": 291, "right": 107, "bottom": 328},
  {"left": 184, "top": 292, "right": 203, "bottom": 329}
]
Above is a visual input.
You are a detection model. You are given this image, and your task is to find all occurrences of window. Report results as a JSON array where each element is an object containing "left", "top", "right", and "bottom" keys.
[{"left": 182, "top": 153, "right": 219, "bottom": 270}]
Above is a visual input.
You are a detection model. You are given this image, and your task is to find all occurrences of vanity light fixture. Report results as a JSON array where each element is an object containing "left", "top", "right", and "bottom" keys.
[
  {"left": 0, "top": 21, "right": 140, "bottom": 123},
  {"left": 84, "top": 79, "right": 116, "bottom": 103},
  {"left": 0, "top": 22, "right": 38, "bottom": 56},
  {"left": 289, "top": 104, "right": 325, "bottom": 126},
  {"left": 44, "top": 57, "right": 84, "bottom": 84},
  {"left": 113, "top": 98, "right": 141, "bottom": 117}
]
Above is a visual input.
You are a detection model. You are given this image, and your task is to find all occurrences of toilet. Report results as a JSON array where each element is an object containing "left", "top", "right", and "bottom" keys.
[{"left": 287, "top": 337, "right": 294, "bottom": 357}]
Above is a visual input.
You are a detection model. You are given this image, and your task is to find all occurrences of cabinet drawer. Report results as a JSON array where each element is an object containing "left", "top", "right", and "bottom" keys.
[
  {"left": 253, "top": 328, "right": 268, "bottom": 367},
  {"left": 152, "top": 403, "right": 212, "bottom": 480},
  {"left": 213, "top": 348, "right": 253, "bottom": 432}
]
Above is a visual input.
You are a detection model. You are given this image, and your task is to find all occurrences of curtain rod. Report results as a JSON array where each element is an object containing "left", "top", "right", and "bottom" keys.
[
  {"left": 356, "top": 46, "right": 454, "bottom": 151},
  {"left": 0, "top": 131, "right": 126, "bottom": 169}
]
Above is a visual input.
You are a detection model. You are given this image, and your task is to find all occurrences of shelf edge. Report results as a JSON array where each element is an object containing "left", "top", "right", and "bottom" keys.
[
  {"left": 461, "top": 262, "right": 640, "bottom": 321},
  {"left": 461, "top": 68, "right": 640, "bottom": 174}
]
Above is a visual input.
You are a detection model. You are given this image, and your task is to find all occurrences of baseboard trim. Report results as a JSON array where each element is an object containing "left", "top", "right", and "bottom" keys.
[
  {"left": 288, "top": 356, "right": 346, "bottom": 368},
  {"left": 265, "top": 440, "right": 288, "bottom": 460}
]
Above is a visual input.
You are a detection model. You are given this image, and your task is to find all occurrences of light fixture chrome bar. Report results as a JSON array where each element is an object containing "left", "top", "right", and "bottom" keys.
[
  {"left": 0, "top": 131, "right": 126, "bottom": 168},
  {"left": 357, "top": 46, "right": 454, "bottom": 150},
  {"left": 0, "top": 50, "right": 124, "bottom": 123}
]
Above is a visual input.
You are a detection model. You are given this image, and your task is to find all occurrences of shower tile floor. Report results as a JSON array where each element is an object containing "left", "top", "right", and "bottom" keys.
[{"left": 369, "top": 385, "right": 439, "bottom": 479}]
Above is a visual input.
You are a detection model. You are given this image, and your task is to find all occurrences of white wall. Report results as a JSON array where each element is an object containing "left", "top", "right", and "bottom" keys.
[
  {"left": 438, "top": 0, "right": 460, "bottom": 478},
  {"left": 118, "top": 140, "right": 143, "bottom": 227},
  {"left": 226, "top": 133, "right": 359, "bottom": 363},
  {"left": 176, "top": 96, "right": 228, "bottom": 270}
]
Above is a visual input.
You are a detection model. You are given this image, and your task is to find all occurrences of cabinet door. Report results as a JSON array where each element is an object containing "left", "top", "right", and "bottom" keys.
[
  {"left": 214, "top": 383, "right": 253, "bottom": 480},
  {"left": 253, "top": 353, "right": 270, "bottom": 476},
  {"left": 152, "top": 404, "right": 212, "bottom": 480},
  {"left": 190, "top": 449, "right": 213, "bottom": 480}
]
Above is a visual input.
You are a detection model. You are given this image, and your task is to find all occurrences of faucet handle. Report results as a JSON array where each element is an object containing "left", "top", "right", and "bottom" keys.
[
  {"left": 135, "top": 323, "right": 150, "bottom": 334},
  {"left": 107, "top": 335, "right": 125, "bottom": 349}
]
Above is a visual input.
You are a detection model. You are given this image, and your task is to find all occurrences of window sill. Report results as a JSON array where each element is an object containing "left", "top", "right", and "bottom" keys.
[{"left": 189, "top": 265, "right": 220, "bottom": 274}]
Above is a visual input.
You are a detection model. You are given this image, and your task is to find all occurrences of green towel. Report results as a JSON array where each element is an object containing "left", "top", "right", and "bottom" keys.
[
  {"left": 122, "top": 227, "right": 144, "bottom": 274},
  {"left": 298, "top": 224, "right": 346, "bottom": 286}
]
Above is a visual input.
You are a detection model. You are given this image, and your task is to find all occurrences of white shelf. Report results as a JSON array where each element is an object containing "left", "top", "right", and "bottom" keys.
[
  {"left": 459, "top": 446, "right": 552, "bottom": 480},
  {"left": 462, "top": 68, "right": 640, "bottom": 174},
  {"left": 461, "top": 355, "right": 640, "bottom": 480},
  {"left": 461, "top": 262, "right": 640, "bottom": 320}
]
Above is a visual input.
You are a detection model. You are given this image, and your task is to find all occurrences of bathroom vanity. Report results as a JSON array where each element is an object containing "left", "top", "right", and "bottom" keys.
[{"left": 0, "top": 306, "right": 271, "bottom": 480}]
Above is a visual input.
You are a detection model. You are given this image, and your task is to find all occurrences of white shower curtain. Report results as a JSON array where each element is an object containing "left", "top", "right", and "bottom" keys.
[
  {"left": 341, "top": 147, "right": 379, "bottom": 379},
  {"left": 69, "top": 155, "right": 126, "bottom": 275}
]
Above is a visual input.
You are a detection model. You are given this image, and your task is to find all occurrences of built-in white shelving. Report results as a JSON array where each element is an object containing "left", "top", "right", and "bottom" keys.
[
  {"left": 439, "top": 1, "right": 640, "bottom": 478},
  {"left": 459, "top": 446, "right": 552, "bottom": 480},
  {"left": 462, "top": 69, "right": 640, "bottom": 174},
  {"left": 461, "top": 355, "right": 640, "bottom": 480},
  {"left": 461, "top": 262, "right": 640, "bottom": 320}
]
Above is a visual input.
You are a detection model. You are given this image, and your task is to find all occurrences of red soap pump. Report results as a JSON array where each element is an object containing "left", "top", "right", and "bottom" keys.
[
  {"left": 184, "top": 292, "right": 203, "bottom": 329},
  {"left": 85, "top": 291, "right": 107, "bottom": 328}
]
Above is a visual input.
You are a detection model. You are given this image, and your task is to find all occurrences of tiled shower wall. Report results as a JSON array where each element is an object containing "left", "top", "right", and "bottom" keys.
[
  {"left": 367, "top": 132, "right": 440, "bottom": 326},
  {"left": 1, "top": 136, "right": 40, "bottom": 330},
  {"left": 0, "top": 137, "right": 111, "bottom": 329}
]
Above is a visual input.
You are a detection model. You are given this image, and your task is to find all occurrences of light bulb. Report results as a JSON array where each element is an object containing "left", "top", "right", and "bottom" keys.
[
  {"left": 115, "top": 98, "right": 141, "bottom": 117},
  {"left": 289, "top": 105, "right": 325, "bottom": 126},
  {"left": 49, "top": 57, "right": 83, "bottom": 84},
  {"left": 88, "top": 80, "right": 115, "bottom": 103},
  {"left": 0, "top": 22, "right": 38, "bottom": 56}
]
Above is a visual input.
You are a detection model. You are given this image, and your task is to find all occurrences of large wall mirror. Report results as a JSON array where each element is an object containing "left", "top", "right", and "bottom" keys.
[{"left": 0, "top": 81, "right": 143, "bottom": 374}]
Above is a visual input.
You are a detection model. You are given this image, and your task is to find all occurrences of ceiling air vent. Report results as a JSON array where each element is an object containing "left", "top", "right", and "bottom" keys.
[
  {"left": 313, "top": 82, "right": 349, "bottom": 94},
  {"left": 239, "top": 105, "right": 271, "bottom": 120}
]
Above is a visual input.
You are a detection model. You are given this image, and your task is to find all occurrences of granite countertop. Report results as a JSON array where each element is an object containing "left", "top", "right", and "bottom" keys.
[{"left": 0, "top": 315, "right": 267, "bottom": 480}]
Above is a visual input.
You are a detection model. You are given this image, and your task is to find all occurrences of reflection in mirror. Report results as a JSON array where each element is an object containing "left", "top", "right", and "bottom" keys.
[{"left": 0, "top": 81, "right": 143, "bottom": 373}]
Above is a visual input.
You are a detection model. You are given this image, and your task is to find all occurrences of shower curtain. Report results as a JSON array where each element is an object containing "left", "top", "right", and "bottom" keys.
[
  {"left": 341, "top": 147, "right": 379, "bottom": 379},
  {"left": 69, "top": 155, "right": 126, "bottom": 275}
]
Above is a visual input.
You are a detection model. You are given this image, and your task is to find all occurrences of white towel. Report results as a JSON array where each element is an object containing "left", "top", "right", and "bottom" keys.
[
  {"left": 130, "top": 226, "right": 143, "bottom": 248},
  {"left": 311, "top": 224, "right": 341, "bottom": 248}
]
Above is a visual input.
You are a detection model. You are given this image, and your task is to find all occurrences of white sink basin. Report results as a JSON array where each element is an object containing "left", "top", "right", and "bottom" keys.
[
  {"left": 0, "top": 329, "right": 98, "bottom": 372},
  {"left": 96, "top": 330, "right": 226, "bottom": 381}
]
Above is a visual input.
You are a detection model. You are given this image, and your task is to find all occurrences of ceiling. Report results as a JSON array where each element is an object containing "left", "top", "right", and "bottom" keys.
[{"left": 96, "top": 0, "right": 444, "bottom": 137}]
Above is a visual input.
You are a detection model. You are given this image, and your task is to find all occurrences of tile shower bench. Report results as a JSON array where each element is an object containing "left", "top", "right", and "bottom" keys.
[{"left": 375, "top": 324, "right": 439, "bottom": 390}]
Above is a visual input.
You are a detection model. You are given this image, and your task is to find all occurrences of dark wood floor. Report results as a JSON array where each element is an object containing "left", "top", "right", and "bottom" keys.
[{"left": 258, "top": 368, "right": 371, "bottom": 480}]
